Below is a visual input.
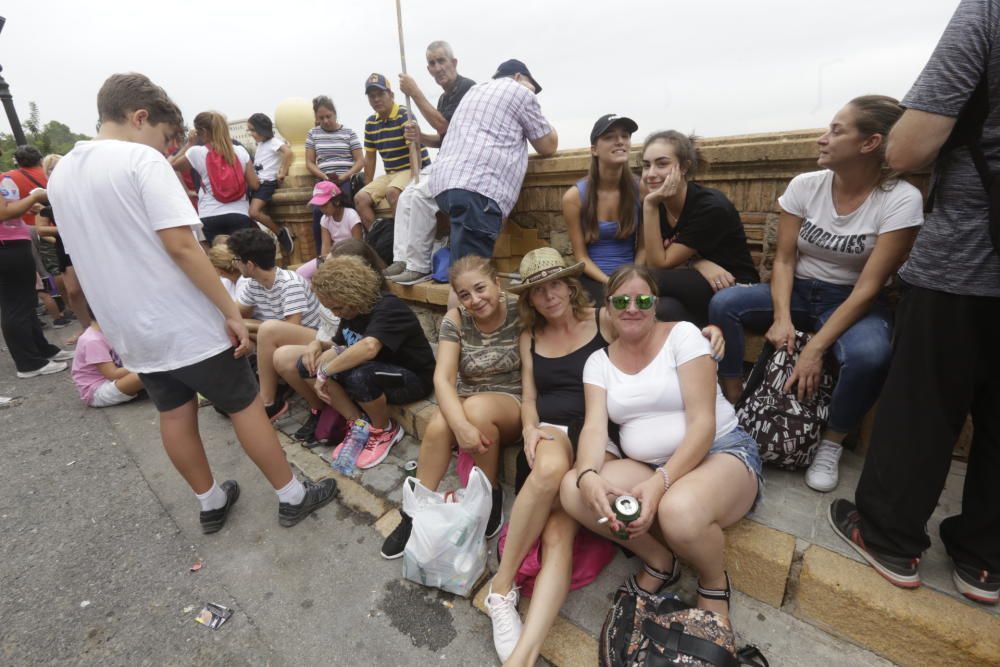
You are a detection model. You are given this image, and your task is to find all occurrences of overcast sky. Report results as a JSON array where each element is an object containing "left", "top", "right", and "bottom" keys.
[{"left": 0, "top": 0, "right": 960, "bottom": 151}]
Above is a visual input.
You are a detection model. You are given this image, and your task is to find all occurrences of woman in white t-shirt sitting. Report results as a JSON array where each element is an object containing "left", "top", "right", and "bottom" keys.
[
  {"left": 560, "top": 265, "right": 762, "bottom": 623},
  {"left": 246, "top": 113, "right": 294, "bottom": 254},
  {"left": 709, "top": 95, "right": 924, "bottom": 492},
  {"left": 170, "top": 110, "right": 259, "bottom": 244}
]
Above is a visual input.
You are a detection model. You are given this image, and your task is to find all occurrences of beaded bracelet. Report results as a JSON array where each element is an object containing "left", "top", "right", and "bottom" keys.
[{"left": 656, "top": 466, "right": 672, "bottom": 493}]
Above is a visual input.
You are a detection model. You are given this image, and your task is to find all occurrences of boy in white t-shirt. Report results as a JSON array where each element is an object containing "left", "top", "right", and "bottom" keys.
[{"left": 47, "top": 73, "right": 337, "bottom": 534}]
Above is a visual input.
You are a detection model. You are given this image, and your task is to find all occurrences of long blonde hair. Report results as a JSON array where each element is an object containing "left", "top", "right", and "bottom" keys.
[{"left": 193, "top": 111, "right": 237, "bottom": 165}]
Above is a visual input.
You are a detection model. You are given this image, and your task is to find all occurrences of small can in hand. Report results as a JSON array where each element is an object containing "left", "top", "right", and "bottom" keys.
[{"left": 612, "top": 495, "right": 641, "bottom": 539}]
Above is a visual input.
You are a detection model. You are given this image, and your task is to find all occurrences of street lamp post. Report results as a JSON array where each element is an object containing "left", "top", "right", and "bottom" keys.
[{"left": 0, "top": 17, "right": 27, "bottom": 147}]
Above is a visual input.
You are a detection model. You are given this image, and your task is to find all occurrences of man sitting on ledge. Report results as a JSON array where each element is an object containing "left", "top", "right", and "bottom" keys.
[{"left": 354, "top": 73, "right": 431, "bottom": 230}]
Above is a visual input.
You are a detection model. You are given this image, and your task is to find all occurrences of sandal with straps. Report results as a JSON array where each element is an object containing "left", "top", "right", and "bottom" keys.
[
  {"left": 628, "top": 557, "right": 681, "bottom": 597},
  {"left": 696, "top": 571, "right": 732, "bottom": 609},
  {"left": 643, "top": 558, "right": 681, "bottom": 590}
]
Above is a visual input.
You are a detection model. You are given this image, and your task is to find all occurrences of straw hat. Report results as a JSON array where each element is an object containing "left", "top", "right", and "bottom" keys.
[{"left": 508, "top": 247, "right": 584, "bottom": 294}]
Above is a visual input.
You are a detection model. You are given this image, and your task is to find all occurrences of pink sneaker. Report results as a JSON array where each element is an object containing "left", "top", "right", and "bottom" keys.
[{"left": 356, "top": 420, "right": 404, "bottom": 469}]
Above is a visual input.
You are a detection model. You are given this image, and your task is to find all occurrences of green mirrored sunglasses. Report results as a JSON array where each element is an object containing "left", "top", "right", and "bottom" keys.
[{"left": 608, "top": 294, "right": 656, "bottom": 310}]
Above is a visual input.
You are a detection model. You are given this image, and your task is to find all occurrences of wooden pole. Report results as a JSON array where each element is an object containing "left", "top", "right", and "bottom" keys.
[{"left": 395, "top": 0, "right": 420, "bottom": 184}]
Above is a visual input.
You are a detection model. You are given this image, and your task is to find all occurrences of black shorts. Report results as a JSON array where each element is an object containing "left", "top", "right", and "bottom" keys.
[
  {"left": 138, "top": 348, "right": 258, "bottom": 414},
  {"left": 251, "top": 180, "right": 279, "bottom": 202},
  {"left": 201, "top": 213, "right": 255, "bottom": 244},
  {"left": 55, "top": 235, "right": 72, "bottom": 271}
]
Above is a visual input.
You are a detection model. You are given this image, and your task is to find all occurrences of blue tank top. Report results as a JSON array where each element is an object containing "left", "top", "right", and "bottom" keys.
[{"left": 576, "top": 177, "right": 637, "bottom": 275}]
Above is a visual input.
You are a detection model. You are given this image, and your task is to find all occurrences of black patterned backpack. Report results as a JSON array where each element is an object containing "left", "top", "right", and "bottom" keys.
[
  {"left": 600, "top": 576, "right": 768, "bottom": 666},
  {"left": 735, "top": 331, "right": 834, "bottom": 470}
]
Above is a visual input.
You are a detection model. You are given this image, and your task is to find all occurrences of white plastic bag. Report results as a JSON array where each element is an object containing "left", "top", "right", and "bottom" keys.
[{"left": 402, "top": 465, "right": 491, "bottom": 597}]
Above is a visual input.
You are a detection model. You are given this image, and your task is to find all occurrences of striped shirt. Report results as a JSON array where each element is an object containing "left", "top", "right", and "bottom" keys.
[
  {"left": 430, "top": 78, "right": 553, "bottom": 217},
  {"left": 237, "top": 268, "right": 323, "bottom": 328},
  {"left": 305, "top": 126, "right": 362, "bottom": 176},
  {"left": 364, "top": 104, "right": 431, "bottom": 174}
]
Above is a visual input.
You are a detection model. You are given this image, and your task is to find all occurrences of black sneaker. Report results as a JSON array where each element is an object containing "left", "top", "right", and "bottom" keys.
[
  {"left": 276, "top": 227, "right": 294, "bottom": 255},
  {"left": 486, "top": 486, "right": 504, "bottom": 539},
  {"left": 828, "top": 499, "right": 921, "bottom": 588},
  {"left": 294, "top": 409, "right": 321, "bottom": 441},
  {"left": 278, "top": 478, "right": 339, "bottom": 527},
  {"left": 265, "top": 400, "right": 289, "bottom": 422},
  {"left": 952, "top": 561, "right": 1000, "bottom": 605},
  {"left": 380, "top": 511, "right": 413, "bottom": 560},
  {"left": 199, "top": 480, "right": 240, "bottom": 534}
]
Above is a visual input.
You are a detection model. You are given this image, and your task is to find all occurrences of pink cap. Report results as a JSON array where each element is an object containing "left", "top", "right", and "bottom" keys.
[{"left": 309, "top": 180, "right": 342, "bottom": 206}]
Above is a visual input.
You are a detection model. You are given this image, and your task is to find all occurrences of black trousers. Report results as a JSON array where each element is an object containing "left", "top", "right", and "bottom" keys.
[
  {"left": 856, "top": 284, "right": 1000, "bottom": 571},
  {"left": 653, "top": 267, "right": 716, "bottom": 326},
  {"left": 0, "top": 240, "right": 60, "bottom": 372}
]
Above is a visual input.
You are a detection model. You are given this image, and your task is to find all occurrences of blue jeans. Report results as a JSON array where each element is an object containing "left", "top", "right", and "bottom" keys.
[
  {"left": 435, "top": 189, "right": 503, "bottom": 261},
  {"left": 708, "top": 279, "right": 892, "bottom": 433}
]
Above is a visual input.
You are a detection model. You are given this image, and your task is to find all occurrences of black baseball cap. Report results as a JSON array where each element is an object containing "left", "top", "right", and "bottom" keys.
[
  {"left": 590, "top": 114, "right": 638, "bottom": 144},
  {"left": 493, "top": 59, "right": 542, "bottom": 94}
]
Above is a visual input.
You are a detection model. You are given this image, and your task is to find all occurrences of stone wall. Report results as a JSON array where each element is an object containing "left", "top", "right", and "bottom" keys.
[{"left": 269, "top": 127, "right": 930, "bottom": 273}]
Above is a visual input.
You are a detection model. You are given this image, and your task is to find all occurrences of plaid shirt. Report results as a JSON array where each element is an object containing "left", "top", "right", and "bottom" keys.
[{"left": 429, "top": 78, "right": 553, "bottom": 217}]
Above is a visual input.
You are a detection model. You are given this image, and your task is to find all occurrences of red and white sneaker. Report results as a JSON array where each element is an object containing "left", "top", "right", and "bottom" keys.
[{"left": 356, "top": 420, "right": 404, "bottom": 469}]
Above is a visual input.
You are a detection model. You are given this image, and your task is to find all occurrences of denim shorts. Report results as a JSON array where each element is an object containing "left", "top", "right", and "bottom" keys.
[
  {"left": 708, "top": 426, "right": 764, "bottom": 509},
  {"left": 644, "top": 426, "right": 764, "bottom": 510}
]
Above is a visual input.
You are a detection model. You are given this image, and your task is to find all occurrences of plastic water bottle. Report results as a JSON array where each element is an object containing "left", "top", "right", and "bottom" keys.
[{"left": 332, "top": 419, "right": 370, "bottom": 475}]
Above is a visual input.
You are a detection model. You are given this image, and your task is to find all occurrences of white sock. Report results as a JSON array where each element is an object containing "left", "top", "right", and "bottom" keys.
[
  {"left": 275, "top": 476, "right": 306, "bottom": 505},
  {"left": 196, "top": 481, "right": 228, "bottom": 512}
]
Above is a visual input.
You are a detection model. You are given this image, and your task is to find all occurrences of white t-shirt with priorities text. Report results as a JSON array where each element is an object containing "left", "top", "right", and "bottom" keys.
[
  {"left": 778, "top": 170, "right": 924, "bottom": 286},
  {"left": 47, "top": 140, "right": 232, "bottom": 373}
]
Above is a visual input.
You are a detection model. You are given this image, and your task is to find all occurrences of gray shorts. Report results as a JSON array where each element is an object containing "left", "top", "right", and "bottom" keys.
[{"left": 138, "top": 348, "right": 258, "bottom": 414}]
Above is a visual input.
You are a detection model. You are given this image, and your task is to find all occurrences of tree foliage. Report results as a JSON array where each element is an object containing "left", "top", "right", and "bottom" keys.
[{"left": 0, "top": 102, "right": 90, "bottom": 171}]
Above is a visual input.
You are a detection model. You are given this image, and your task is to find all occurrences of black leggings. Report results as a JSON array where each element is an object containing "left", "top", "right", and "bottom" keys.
[{"left": 652, "top": 267, "right": 717, "bottom": 326}]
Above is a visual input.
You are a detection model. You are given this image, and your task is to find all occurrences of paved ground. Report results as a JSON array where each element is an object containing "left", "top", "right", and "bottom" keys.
[
  {"left": 0, "top": 327, "right": 497, "bottom": 666},
  {"left": 0, "top": 322, "right": 916, "bottom": 666}
]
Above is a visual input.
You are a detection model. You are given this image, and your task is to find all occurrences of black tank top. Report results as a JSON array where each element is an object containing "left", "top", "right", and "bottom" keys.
[{"left": 531, "top": 308, "right": 608, "bottom": 427}]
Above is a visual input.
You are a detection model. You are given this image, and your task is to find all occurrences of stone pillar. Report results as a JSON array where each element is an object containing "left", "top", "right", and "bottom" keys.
[{"left": 271, "top": 98, "right": 317, "bottom": 265}]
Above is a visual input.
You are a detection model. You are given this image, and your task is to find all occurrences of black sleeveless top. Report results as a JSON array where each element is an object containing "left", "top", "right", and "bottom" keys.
[{"left": 531, "top": 308, "right": 608, "bottom": 427}]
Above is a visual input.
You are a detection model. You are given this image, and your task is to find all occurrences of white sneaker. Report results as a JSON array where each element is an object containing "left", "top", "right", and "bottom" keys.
[
  {"left": 485, "top": 581, "right": 522, "bottom": 662},
  {"left": 17, "top": 360, "right": 67, "bottom": 379},
  {"left": 49, "top": 349, "right": 74, "bottom": 362},
  {"left": 805, "top": 440, "right": 843, "bottom": 492}
]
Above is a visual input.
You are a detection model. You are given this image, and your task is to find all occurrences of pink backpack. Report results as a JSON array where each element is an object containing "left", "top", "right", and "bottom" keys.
[
  {"left": 205, "top": 147, "right": 246, "bottom": 203},
  {"left": 313, "top": 406, "right": 348, "bottom": 445}
]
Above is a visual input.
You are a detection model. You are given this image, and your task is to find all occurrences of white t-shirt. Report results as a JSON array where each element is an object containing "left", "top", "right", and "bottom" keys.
[
  {"left": 253, "top": 137, "right": 286, "bottom": 182},
  {"left": 221, "top": 275, "right": 251, "bottom": 303},
  {"left": 583, "top": 322, "right": 739, "bottom": 466},
  {"left": 186, "top": 144, "right": 252, "bottom": 218},
  {"left": 237, "top": 268, "right": 323, "bottom": 328},
  {"left": 779, "top": 170, "right": 924, "bottom": 286},
  {"left": 316, "top": 306, "right": 340, "bottom": 344},
  {"left": 47, "top": 140, "right": 232, "bottom": 373},
  {"left": 320, "top": 208, "right": 363, "bottom": 246}
]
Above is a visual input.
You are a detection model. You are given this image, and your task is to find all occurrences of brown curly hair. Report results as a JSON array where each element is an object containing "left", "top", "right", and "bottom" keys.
[
  {"left": 516, "top": 276, "right": 593, "bottom": 332},
  {"left": 311, "top": 255, "right": 382, "bottom": 314}
]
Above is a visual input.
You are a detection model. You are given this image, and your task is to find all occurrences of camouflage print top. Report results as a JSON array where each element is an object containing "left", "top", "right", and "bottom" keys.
[{"left": 438, "top": 293, "right": 522, "bottom": 398}]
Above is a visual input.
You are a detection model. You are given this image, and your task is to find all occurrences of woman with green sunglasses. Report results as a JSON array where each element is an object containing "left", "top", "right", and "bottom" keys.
[
  {"left": 560, "top": 264, "right": 763, "bottom": 625},
  {"left": 485, "top": 249, "right": 725, "bottom": 664}
]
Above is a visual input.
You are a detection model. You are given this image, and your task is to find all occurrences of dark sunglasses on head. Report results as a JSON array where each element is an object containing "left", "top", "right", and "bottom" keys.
[{"left": 608, "top": 294, "right": 656, "bottom": 310}]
